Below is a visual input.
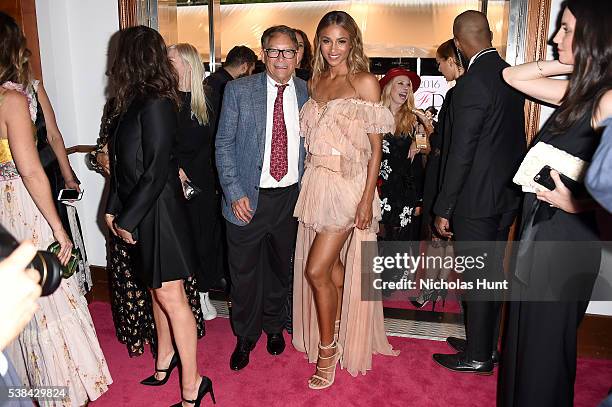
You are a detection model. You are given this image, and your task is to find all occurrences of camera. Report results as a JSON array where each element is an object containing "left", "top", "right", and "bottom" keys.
[{"left": 0, "top": 224, "right": 62, "bottom": 296}]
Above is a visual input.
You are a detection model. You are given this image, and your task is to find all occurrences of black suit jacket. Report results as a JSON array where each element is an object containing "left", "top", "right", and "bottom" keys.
[
  {"left": 434, "top": 50, "right": 526, "bottom": 219},
  {"left": 106, "top": 97, "right": 179, "bottom": 233},
  {"left": 205, "top": 68, "right": 233, "bottom": 130}
]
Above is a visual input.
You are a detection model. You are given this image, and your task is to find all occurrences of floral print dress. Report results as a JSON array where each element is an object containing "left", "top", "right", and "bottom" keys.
[
  {"left": 378, "top": 133, "right": 426, "bottom": 242},
  {"left": 1, "top": 81, "right": 113, "bottom": 405}
]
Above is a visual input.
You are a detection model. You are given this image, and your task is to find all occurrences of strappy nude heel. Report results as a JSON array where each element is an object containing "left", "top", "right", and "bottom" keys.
[{"left": 308, "top": 340, "right": 342, "bottom": 390}]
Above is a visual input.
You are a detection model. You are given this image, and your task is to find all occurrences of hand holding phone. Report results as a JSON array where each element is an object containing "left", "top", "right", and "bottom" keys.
[
  {"left": 57, "top": 188, "right": 83, "bottom": 201},
  {"left": 533, "top": 165, "right": 583, "bottom": 195}
]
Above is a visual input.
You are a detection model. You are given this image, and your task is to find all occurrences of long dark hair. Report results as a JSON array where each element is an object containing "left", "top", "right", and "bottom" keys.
[
  {"left": 552, "top": 0, "right": 612, "bottom": 133},
  {"left": 0, "top": 12, "right": 31, "bottom": 86},
  {"left": 109, "top": 26, "right": 179, "bottom": 115},
  {"left": 295, "top": 28, "right": 313, "bottom": 71}
]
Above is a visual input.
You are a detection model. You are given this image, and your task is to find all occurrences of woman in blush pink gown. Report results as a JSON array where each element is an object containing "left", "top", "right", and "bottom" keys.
[{"left": 292, "top": 11, "right": 398, "bottom": 390}]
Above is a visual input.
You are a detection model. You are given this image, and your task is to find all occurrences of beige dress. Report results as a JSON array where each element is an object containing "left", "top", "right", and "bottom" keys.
[
  {"left": 292, "top": 97, "right": 399, "bottom": 377},
  {"left": 0, "top": 82, "right": 112, "bottom": 406}
]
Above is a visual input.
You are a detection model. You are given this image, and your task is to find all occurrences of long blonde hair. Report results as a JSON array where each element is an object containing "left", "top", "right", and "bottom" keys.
[
  {"left": 311, "top": 11, "right": 369, "bottom": 80},
  {"left": 169, "top": 43, "right": 209, "bottom": 126},
  {"left": 381, "top": 78, "right": 417, "bottom": 137}
]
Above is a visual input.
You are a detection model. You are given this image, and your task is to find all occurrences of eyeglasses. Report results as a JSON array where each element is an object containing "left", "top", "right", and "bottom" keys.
[{"left": 264, "top": 48, "right": 297, "bottom": 59}]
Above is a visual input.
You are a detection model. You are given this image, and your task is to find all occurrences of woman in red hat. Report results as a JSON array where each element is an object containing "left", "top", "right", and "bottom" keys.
[
  {"left": 378, "top": 68, "right": 433, "bottom": 253},
  {"left": 292, "top": 10, "right": 398, "bottom": 390}
]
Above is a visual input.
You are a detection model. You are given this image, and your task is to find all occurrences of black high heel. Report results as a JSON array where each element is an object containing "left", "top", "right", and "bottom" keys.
[
  {"left": 170, "top": 376, "right": 215, "bottom": 407},
  {"left": 431, "top": 288, "right": 449, "bottom": 312},
  {"left": 141, "top": 352, "right": 180, "bottom": 386},
  {"left": 410, "top": 288, "right": 436, "bottom": 309}
]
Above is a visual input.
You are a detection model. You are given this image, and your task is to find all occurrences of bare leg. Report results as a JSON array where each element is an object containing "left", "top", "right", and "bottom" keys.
[
  {"left": 331, "top": 257, "right": 344, "bottom": 334},
  {"left": 152, "top": 280, "right": 201, "bottom": 406},
  {"left": 150, "top": 291, "right": 175, "bottom": 380},
  {"left": 304, "top": 230, "right": 351, "bottom": 387}
]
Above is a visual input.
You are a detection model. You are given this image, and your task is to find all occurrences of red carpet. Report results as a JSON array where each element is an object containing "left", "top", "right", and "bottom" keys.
[{"left": 88, "top": 302, "right": 611, "bottom": 406}]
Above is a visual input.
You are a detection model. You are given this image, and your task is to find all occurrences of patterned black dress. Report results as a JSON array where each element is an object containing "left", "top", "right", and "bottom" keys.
[
  {"left": 89, "top": 100, "right": 205, "bottom": 357},
  {"left": 378, "top": 132, "right": 426, "bottom": 242}
]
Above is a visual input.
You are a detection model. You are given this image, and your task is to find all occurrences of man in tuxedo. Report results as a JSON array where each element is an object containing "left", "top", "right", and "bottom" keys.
[
  {"left": 433, "top": 10, "right": 526, "bottom": 374},
  {"left": 215, "top": 26, "right": 308, "bottom": 371}
]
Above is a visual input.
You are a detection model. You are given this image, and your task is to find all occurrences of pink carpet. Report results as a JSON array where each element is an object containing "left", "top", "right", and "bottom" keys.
[{"left": 88, "top": 302, "right": 611, "bottom": 406}]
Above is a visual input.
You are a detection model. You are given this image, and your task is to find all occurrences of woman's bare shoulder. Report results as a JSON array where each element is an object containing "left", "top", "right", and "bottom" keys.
[
  {"left": 0, "top": 89, "right": 28, "bottom": 112},
  {"left": 352, "top": 72, "right": 380, "bottom": 103}
]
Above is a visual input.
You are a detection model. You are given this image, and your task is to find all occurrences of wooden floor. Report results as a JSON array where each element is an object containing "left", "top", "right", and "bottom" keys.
[{"left": 86, "top": 266, "right": 612, "bottom": 359}]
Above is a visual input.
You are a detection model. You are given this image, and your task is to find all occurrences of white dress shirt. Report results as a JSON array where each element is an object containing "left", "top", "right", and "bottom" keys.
[{"left": 259, "top": 75, "right": 300, "bottom": 188}]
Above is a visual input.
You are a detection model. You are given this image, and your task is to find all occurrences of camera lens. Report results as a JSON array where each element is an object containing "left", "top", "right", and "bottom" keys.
[
  {"left": 0, "top": 224, "right": 62, "bottom": 297},
  {"left": 29, "top": 251, "right": 62, "bottom": 297}
]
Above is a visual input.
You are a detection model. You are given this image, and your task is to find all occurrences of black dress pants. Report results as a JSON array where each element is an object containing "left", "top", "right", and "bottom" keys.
[
  {"left": 452, "top": 211, "right": 514, "bottom": 362},
  {"left": 226, "top": 185, "right": 298, "bottom": 342}
]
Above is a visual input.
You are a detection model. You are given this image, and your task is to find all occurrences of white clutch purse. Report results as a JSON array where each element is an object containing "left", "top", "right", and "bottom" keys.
[{"left": 513, "top": 142, "right": 589, "bottom": 193}]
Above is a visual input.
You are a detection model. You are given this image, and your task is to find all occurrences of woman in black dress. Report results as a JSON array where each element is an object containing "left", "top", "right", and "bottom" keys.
[
  {"left": 168, "top": 43, "right": 220, "bottom": 321},
  {"left": 90, "top": 98, "right": 205, "bottom": 357},
  {"left": 378, "top": 68, "right": 433, "bottom": 243},
  {"left": 104, "top": 27, "right": 213, "bottom": 406},
  {"left": 500, "top": 1, "right": 611, "bottom": 405},
  {"left": 413, "top": 39, "right": 465, "bottom": 309}
]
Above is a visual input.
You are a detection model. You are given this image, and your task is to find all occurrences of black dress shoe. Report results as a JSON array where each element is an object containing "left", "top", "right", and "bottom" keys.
[
  {"left": 170, "top": 376, "right": 215, "bottom": 406},
  {"left": 141, "top": 352, "right": 180, "bottom": 386},
  {"left": 447, "top": 337, "right": 500, "bottom": 364},
  {"left": 432, "top": 352, "right": 494, "bottom": 375},
  {"left": 266, "top": 333, "right": 285, "bottom": 355},
  {"left": 230, "top": 338, "right": 255, "bottom": 371}
]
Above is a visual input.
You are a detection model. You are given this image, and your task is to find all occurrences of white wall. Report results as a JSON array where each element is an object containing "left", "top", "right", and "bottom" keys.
[{"left": 35, "top": 0, "right": 119, "bottom": 266}]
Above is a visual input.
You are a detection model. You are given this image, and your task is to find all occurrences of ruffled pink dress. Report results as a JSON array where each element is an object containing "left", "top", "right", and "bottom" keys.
[{"left": 292, "top": 97, "right": 399, "bottom": 377}]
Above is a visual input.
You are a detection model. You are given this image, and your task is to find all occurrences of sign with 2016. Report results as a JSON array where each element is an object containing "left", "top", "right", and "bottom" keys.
[{"left": 414, "top": 76, "right": 450, "bottom": 117}]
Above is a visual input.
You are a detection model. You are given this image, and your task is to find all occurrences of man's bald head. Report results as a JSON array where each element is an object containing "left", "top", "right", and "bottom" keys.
[{"left": 453, "top": 10, "right": 493, "bottom": 60}]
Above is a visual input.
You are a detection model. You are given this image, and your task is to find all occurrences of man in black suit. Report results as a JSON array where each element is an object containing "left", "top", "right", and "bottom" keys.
[
  {"left": 205, "top": 45, "right": 257, "bottom": 130},
  {"left": 432, "top": 10, "right": 526, "bottom": 374}
]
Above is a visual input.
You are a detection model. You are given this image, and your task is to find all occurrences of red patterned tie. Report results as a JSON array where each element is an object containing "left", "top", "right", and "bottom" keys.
[{"left": 270, "top": 84, "right": 288, "bottom": 181}]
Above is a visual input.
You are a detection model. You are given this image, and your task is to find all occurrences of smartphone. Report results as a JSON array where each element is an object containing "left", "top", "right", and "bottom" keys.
[
  {"left": 415, "top": 133, "right": 428, "bottom": 150},
  {"left": 533, "top": 165, "right": 582, "bottom": 195},
  {"left": 57, "top": 188, "right": 83, "bottom": 201}
]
